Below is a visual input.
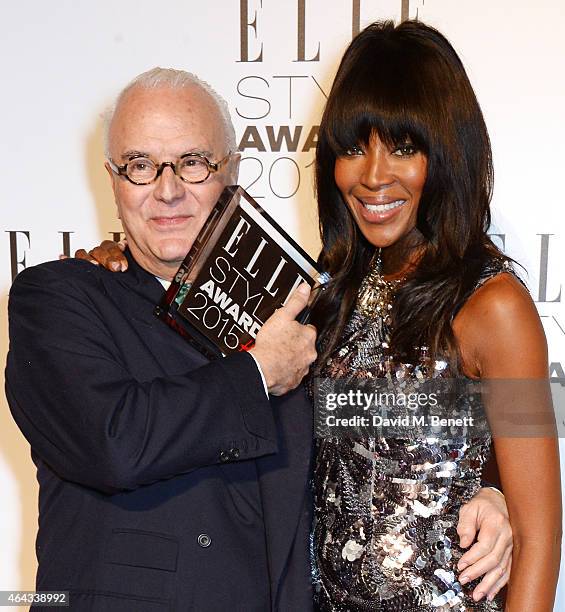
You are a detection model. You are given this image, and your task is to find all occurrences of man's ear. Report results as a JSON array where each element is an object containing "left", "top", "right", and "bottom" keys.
[
  {"left": 104, "top": 162, "right": 121, "bottom": 219},
  {"left": 105, "top": 161, "right": 116, "bottom": 192},
  {"left": 229, "top": 152, "right": 241, "bottom": 184}
]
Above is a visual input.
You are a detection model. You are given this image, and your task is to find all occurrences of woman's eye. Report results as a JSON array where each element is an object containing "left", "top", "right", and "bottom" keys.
[
  {"left": 344, "top": 146, "right": 364, "bottom": 156},
  {"left": 393, "top": 144, "right": 417, "bottom": 156}
]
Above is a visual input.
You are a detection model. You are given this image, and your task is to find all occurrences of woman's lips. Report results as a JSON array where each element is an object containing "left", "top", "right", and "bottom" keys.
[{"left": 355, "top": 196, "right": 407, "bottom": 222}]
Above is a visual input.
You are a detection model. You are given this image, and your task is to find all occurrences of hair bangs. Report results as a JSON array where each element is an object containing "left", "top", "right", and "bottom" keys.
[{"left": 324, "top": 49, "right": 432, "bottom": 156}]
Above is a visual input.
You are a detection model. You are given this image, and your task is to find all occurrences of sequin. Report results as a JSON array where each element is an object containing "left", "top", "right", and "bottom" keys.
[
  {"left": 343, "top": 540, "right": 365, "bottom": 561},
  {"left": 312, "top": 258, "right": 513, "bottom": 611}
]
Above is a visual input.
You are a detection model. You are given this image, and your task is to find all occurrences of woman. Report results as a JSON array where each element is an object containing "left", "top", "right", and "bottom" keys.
[{"left": 308, "top": 20, "right": 560, "bottom": 611}]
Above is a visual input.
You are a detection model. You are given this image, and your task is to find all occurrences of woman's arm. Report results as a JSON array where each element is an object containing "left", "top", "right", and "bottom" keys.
[{"left": 454, "top": 272, "right": 562, "bottom": 611}]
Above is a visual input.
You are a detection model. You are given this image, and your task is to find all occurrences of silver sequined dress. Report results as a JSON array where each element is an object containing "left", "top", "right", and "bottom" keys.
[{"left": 313, "top": 258, "right": 513, "bottom": 611}]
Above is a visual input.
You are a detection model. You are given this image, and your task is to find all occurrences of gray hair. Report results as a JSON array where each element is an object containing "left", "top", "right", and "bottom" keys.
[{"left": 103, "top": 67, "right": 236, "bottom": 157}]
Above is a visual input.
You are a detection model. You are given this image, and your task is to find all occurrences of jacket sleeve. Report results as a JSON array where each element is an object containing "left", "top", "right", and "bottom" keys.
[{"left": 5, "top": 263, "right": 278, "bottom": 494}]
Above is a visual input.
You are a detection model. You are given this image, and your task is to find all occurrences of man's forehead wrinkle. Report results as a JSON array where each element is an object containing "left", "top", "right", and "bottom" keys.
[
  {"left": 118, "top": 147, "right": 215, "bottom": 161},
  {"left": 118, "top": 149, "right": 149, "bottom": 160}
]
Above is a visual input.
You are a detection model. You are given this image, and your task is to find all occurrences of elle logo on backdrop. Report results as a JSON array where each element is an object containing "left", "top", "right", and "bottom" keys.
[
  {"left": 238, "top": 0, "right": 418, "bottom": 63},
  {"left": 5, "top": 231, "right": 124, "bottom": 282}
]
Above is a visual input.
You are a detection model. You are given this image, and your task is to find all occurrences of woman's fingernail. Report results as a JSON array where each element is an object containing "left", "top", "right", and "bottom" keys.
[
  {"left": 459, "top": 575, "right": 469, "bottom": 585},
  {"left": 474, "top": 591, "right": 484, "bottom": 601}
]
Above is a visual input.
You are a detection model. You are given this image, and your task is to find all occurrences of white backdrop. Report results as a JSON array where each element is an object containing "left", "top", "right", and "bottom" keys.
[{"left": 1, "top": 0, "right": 564, "bottom": 609}]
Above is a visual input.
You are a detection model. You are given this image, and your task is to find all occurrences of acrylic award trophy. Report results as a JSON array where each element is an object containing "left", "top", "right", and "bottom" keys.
[{"left": 154, "top": 185, "right": 329, "bottom": 359}]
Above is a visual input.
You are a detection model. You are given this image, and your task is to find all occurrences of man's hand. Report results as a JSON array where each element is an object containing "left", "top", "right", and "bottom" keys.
[
  {"left": 60, "top": 239, "right": 129, "bottom": 271},
  {"left": 456, "top": 488, "right": 512, "bottom": 602},
  {"left": 249, "top": 283, "right": 317, "bottom": 396}
]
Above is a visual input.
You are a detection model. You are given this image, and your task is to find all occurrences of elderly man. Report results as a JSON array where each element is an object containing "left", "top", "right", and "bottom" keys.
[{"left": 6, "top": 68, "right": 511, "bottom": 611}]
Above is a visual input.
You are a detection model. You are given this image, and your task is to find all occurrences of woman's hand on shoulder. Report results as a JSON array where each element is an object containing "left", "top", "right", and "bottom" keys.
[{"left": 59, "top": 239, "right": 128, "bottom": 272}]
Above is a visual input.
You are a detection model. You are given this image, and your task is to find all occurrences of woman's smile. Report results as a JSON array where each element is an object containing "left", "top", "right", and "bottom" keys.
[
  {"left": 355, "top": 195, "right": 408, "bottom": 222},
  {"left": 334, "top": 133, "right": 427, "bottom": 249}
]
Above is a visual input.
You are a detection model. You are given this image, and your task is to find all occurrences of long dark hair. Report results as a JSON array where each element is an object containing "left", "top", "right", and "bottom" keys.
[{"left": 310, "top": 20, "right": 505, "bottom": 367}]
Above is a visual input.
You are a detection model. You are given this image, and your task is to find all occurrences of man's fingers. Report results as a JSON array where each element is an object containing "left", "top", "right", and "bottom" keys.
[
  {"left": 458, "top": 537, "right": 491, "bottom": 569},
  {"left": 485, "top": 556, "right": 512, "bottom": 602},
  {"left": 459, "top": 553, "right": 502, "bottom": 591},
  {"left": 458, "top": 519, "right": 511, "bottom": 571},
  {"left": 466, "top": 558, "right": 508, "bottom": 600},
  {"left": 279, "top": 283, "right": 311, "bottom": 320},
  {"left": 473, "top": 549, "right": 511, "bottom": 602},
  {"left": 459, "top": 532, "right": 507, "bottom": 570},
  {"left": 456, "top": 506, "right": 477, "bottom": 549},
  {"left": 74, "top": 249, "right": 99, "bottom": 264},
  {"left": 251, "top": 281, "right": 317, "bottom": 394},
  {"left": 457, "top": 527, "right": 476, "bottom": 549},
  {"left": 458, "top": 538, "right": 507, "bottom": 585},
  {"left": 471, "top": 565, "right": 509, "bottom": 603}
]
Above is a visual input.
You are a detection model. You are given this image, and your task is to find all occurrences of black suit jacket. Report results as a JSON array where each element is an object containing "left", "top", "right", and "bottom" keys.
[{"left": 5, "top": 252, "right": 313, "bottom": 611}]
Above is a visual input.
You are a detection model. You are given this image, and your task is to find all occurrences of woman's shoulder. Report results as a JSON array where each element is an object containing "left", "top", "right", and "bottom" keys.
[
  {"left": 453, "top": 258, "right": 531, "bottom": 334},
  {"left": 453, "top": 260, "right": 547, "bottom": 378}
]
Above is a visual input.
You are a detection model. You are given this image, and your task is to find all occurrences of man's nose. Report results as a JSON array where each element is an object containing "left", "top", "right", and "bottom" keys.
[
  {"left": 361, "top": 149, "right": 394, "bottom": 190},
  {"left": 152, "top": 165, "right": 185, "bottom": 204}
]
